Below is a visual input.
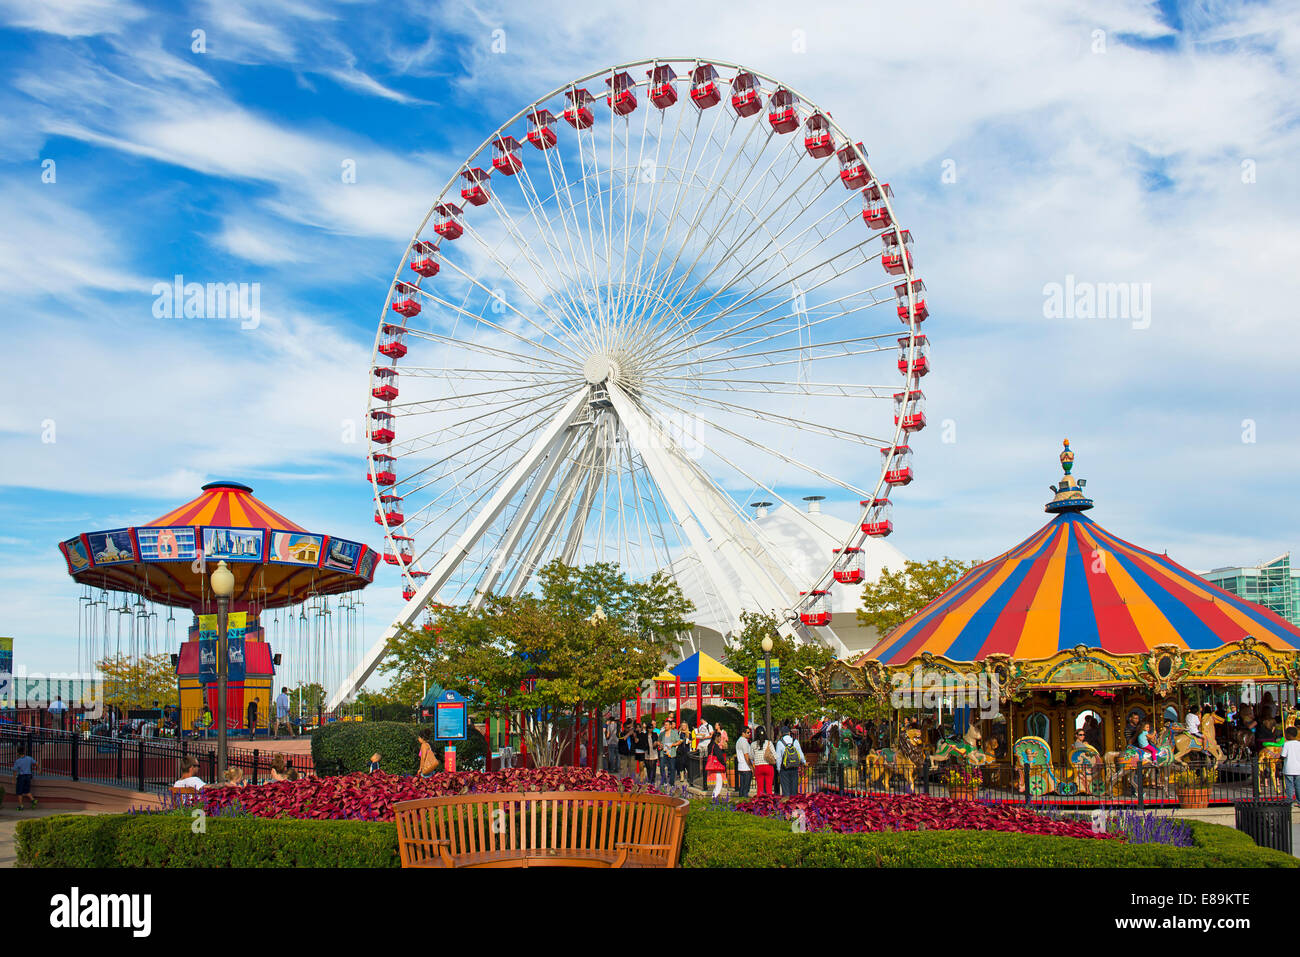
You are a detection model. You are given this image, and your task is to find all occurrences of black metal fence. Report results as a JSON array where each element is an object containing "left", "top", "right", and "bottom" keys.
[{"left": 0, "top": 723, "right": 316, "bottom": 795}]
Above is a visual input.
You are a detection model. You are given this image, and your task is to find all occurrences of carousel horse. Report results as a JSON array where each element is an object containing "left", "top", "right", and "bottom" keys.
[
  {"left": 1225, "top": 704, "right": 1258, "bottom": 762},
  {"left": 1066, "top": 739, "right": 1104, "bottom": 796},
  {"left": 865, "top": 725, "right": 926, "bottom": 791},
  {"left": 929, "top": 721, "right": 997, "bottom": 770},
  {"left": 1012, "top": 736, "right": 1058, "bottom": 796},
  {"left": 1104, "top": 725, "right": 1178, "bottom": 796},
  {"left": 1168, "top": 721, "right": 1224, "bottom": 765}
]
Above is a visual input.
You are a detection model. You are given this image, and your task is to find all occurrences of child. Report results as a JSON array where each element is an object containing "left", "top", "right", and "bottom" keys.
[
  {"left": 1136, "top": 722, "right": 1158, "bottom": 762},
  {"left": 223, "top": 767, "right": 245, "bottom": 785},
  {"left": 13, "top": 747, "right": 37, "bottom": 809},
  {"left": 369, "top": 752, "right": 381, "bottom": 774}
]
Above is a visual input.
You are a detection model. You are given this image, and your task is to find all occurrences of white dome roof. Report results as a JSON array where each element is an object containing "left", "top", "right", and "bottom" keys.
[{"left": 665, "top": 502, "right": 908, "bottom": 641}]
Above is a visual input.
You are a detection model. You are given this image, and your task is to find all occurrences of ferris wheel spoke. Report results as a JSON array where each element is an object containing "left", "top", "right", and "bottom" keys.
[
  {"left": 672, "top": 238, "right": 878, "bottom": 348},
  {"left": 641, "top": 145, "right": 822, "bottom": 345},
  {"left": 651, "top": 376, "right": 898, "bottom": 399},
  {"left": 643, "top": 390, "right": 871, "bottom": 498},
  {"left": 452, "top": 219, "right": 596, "bottom": 356},
  {"left": 401, "top": 320, "right": 576, "bottom": 372},
  {"left": 651, "top": 383, "right": 890, "bottom": 447},
  {"left": 391, "top": 390, "right": 572, "bottom": 489},
  {"left": 385, "top": 379, "right": 571, "bottom": 415},
  {"left": 525, "top": 135, "right": 611, "bottom": 343},
  {"left": 508, "top": 165, "right": 606, "bottom": 349},
  {"left": 621, "top": 103, "right": 748, "bottom": 341},
  {"left": 656, "top": 284, "right": 895, "bottom": 368},
  {"left": 385, "top": 388, "right": 575, "bottom": 458},
  {"left": 671, "top": 178, "right": 862, "bottom": 339}
]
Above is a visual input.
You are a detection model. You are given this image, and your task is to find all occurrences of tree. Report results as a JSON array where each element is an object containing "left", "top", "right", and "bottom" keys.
[
  {"left": 97, "top": 653, "right": 178, "bottom": 711},
  {"left": 856, "top": 558, "right": 978, "bottom": 639},
  {"left": 291, "top": 682, "right": 326, "bottom": 716},
  {"left": 381, "top": 560, "right": 694, "bottom": 765},
  {"left": 721, "top": 612, "right": 836, "bottom": 727}
]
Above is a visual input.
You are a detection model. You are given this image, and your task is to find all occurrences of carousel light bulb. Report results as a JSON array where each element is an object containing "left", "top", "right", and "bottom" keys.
[
  {"left": 761, "top": 636, "right": 774, "bottom": 654},
  {"left": 211, "top": 560, "right": 235, "bottom": 598}
]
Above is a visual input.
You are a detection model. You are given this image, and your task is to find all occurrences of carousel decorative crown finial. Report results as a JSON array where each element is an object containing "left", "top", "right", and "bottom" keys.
[{"left": 1045, "top": 438, "right": 1094, "bottom": 513}]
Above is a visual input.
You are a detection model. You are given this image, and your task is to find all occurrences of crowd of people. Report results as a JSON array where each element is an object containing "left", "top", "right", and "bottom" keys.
[{"left": 601, "top": 714, "right": 810, "bottom": 797}]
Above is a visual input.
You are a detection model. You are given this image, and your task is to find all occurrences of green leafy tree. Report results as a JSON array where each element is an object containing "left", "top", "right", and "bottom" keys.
[
  {"left": 856, "top": 558, "right": 978, "bottom": 639},
  {"left": 721, "top": 611, "right": 837, "bottom": 728},
  {"left": 381, "top": 560, "right": 693, "bottom": 765},
  {"left": 291, "top": 681, "right": 326, "bottom": 716},
  {"left": 97, "top": 653, "right": 178, "bottom": 710}
]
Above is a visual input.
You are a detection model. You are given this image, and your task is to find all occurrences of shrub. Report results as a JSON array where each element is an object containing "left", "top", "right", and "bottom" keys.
[
  {"left": 17, "top": 813, "right": 398, "bottom": 868},
  {"left": 311, "top": 721, "right": 488, "bottom": 775},
  {"left": 681, "top": 800, "right": 1297, "bottom": 868}
]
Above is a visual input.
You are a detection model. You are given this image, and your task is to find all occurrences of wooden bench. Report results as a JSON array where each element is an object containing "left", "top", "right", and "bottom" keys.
[{"left": 394, "top": 791, "right": 689, "bottom": 868}]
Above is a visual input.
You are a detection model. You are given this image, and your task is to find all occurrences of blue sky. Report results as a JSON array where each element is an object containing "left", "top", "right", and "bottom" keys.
[{"left": 2, "top": 0, "right": 1298, "bottom": 680}]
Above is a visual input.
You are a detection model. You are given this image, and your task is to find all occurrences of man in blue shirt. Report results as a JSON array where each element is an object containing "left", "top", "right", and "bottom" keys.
[
  {"left": 13, "top": 746, "right": 37, "bottom": 809},
  {"left": 274, "top": 687, "right": 291, "bottom": 739}
]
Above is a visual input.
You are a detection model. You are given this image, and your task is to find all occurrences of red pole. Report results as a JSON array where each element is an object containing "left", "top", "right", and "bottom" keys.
[
  {"left": 620, "top": 699, "right": 626, "bottom": 724},
  {"left": 635, "top": 693, "right": 641, "bottom": 723},
  {"left": 744, "top": 678, "right": 750, "bottom": 728},
  {"left": 696, "top": 681, "right": 703, "bottom": 726},
  {"left": 675, "top": 677, "right": 681, "bottom": 725}
]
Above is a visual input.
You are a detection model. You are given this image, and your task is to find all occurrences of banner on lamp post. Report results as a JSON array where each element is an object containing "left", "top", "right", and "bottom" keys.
[{"left": 756, "top": 658, "right": 780, "bottom": 694}]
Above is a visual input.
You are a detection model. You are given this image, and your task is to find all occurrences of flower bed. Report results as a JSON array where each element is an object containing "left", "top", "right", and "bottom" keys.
[
  {"left": 735, "top": 792, "right": 1113, "bottom": 840},
  {"left": 200, "top": 767, "right": 649, "bottom": 823}
]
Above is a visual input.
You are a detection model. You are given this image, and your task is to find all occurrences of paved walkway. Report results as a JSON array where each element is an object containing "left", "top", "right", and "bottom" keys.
[{"left": 0, "top": 806, "right": 93, "bottom": 867}]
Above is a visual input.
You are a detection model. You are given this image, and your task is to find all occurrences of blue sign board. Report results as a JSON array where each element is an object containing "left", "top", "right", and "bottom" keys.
[
  {"left": 756, "top": 661, "right": 781, "bottom": 694},
  {"left": 433, "top": 689, "right": 468, "bottom": 741}
]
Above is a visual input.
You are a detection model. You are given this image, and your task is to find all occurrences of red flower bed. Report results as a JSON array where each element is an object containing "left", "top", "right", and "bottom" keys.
[
  {"left": 201, "top": 768, "right": 648, "bottom": 823},
  {"left": 735, "top": 792, "right": 1115, "bottom": 840}
]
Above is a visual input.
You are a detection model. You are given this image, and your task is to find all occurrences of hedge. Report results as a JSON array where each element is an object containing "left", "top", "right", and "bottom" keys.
[
  {"left": 679, "top": 802, "right": 1298, "bottom": 868},
  {"left": 17, "top": 812, "right": 398, "bottom": 868},
  {"left": 311, "top": 721, "right": 488, "bottom": 775},
  {"left": 19, "top": 802, "right": 1295, "bottom": 868}
]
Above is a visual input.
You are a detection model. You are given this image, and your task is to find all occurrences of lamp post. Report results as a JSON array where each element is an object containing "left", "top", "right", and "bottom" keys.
[
  {"left": 211, "top": 560, "right": 235, "bottom": 780},
  {"left": 761, "top": 635, "right": 774, "bottom": 742}
]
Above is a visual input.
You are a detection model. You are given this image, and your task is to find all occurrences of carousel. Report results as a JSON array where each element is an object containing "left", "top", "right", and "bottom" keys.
[
  {"left": 806, "top": 441, "right": 1300, "bottom": 802},
  {"left": 59, "top": 482, "right": 377, "bottom": 735}
]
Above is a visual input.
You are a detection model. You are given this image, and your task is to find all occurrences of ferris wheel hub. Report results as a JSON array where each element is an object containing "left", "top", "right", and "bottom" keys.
[{"left": 582, "top": 353, "right": 620, "bottom": 385}]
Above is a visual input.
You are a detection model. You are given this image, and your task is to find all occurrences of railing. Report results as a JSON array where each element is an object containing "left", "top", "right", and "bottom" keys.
[{"left": 0, "top": 723, "right": 316, "bottom": 795}]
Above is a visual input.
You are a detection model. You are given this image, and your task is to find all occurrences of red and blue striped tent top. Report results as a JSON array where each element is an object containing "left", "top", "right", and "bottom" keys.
[{"left": 864, "top": 511, "right": 1300, "bottom": 666}]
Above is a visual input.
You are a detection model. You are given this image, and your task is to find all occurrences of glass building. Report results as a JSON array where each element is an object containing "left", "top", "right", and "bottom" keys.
[{"left": 1203, "top": 553, "right": 1300, "bottom": 628}]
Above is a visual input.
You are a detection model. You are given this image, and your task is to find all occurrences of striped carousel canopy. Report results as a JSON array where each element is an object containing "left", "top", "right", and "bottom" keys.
[{"left": 866, "top": 441, "right": 1300, "bottom": 668}]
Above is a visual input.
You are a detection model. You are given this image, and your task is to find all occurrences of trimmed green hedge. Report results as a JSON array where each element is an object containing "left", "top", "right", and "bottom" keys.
[
  {"left": 17, "top": 813, "right": 398, "bottom": 868},
  {"left": 679, "top": 802, "right": 1298, "bottom": 868},
  {"left": 19, "top": 802, "right": 1294, "bottom": 868},
  {"left": 311, "top": 721, "right": 487, "bottom": 775}
]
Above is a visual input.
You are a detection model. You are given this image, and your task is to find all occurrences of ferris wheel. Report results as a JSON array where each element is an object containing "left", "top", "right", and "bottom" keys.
[{"left": 329, "top": 58, "right": 929, "bottom": 708}]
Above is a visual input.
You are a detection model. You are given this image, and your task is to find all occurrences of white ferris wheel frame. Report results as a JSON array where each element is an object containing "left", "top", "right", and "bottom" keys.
[{"left": 328, "top": 56, "right": 924, "bottom": 709}]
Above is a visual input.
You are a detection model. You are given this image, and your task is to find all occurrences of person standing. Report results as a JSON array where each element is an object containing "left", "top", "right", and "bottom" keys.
[
  {"left": 274, "top": 687, "right": 291, "bottom": 739},
  {"left": 1283, "top": 726, "right": 1300, "bottom": 807},
  {"left": 246, "top": 698, "right": 258, "bottom": 741},
  {"left": 604, "top": 713, "right": 620, "bottom": 773},
  {"left": 675, "top": 720, "right": 691, "bottom": 787},
  {"left": 775, "top": 727, "right": 806, "bottom": 797},
  {"left": 643, "top": 723, "right": 659, "bottom": 785},
  {"left": 705, "top": 730, "right": 728, "bottom": 798},
  {"left": 659, "top": 720, "right": 680, "bottom": 788},
  {"left": 417, "top": 728, "right": 441, "bottom": 778},
  {"left": 694, "top": 715, "right": 712, "bottom": 787},
  {"left": 12, "top": 746, "right": 37, "bottom": 809},
  {"left": 734, "top": 726, "right": 754, "bottom": 798},
  {"left": 619, "top": 720, "right": 635, "bottom": 779},
  {"left": 633, "top": 722, "right": 649, "bottom": 780},
  {"left": 751, "top": 726, "right": 775, "bottom": 796}
]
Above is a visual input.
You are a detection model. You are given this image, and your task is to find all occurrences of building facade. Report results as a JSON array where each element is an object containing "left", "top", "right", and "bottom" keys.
[{"left": 1202, "top": 554, "right": 1300, "bottom": 629}]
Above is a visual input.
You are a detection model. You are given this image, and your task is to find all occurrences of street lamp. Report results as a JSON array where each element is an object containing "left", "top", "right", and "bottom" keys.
[
  {"left": 761, "top": 635, "right": 774, "bottom": 742},
  {"left": 211, "top": 560, "right": 235, "bottom": 780}
]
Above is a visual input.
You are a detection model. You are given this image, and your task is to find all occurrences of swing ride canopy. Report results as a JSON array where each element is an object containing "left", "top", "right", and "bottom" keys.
[
  {"left": 58, "top": 481, "right": 378, "bottom": 612},
  {"left": 813, "top": 442, "right": 1300, "bottom": 699}
]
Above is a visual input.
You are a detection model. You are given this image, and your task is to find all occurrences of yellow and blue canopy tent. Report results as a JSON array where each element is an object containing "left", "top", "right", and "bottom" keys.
[{"left": 648, "top": 652, "right": 749, "bottom": 727}]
